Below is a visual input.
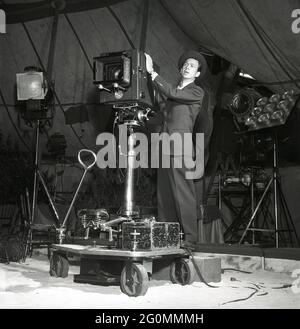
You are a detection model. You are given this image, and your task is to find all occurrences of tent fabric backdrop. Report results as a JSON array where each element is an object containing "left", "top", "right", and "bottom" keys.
[
  {"left": 0, "top": 0, "right": 197, "bottom": 154},
  {"left": 1, "top": 0, "right": 300, "bottom": 155},
  {"left": 161, "top": 0, "right": 300, "bottom": 93},
  {"left": 1, "top": 0, "right": 300, "bottom": 238}
]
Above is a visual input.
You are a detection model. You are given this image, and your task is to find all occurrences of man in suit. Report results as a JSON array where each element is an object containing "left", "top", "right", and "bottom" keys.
[{"left": 145, "top": 50, "right": 207, "bottom": 246}]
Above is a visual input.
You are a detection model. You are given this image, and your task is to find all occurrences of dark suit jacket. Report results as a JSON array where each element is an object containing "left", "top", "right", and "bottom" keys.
[{"left": 153, "top": 74, "right": 204, "bottom": 156}]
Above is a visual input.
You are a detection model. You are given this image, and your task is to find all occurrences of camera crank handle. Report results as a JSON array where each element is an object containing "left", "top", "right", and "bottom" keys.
[
  {"left": 60, "top": 149, "right": 97, "bottom": 229},
  {"left": 113, "top": 83, "right": 126, "bottom": 91},
  {"left": 148, "top": 108, "right": 157, "bottom": 118},
  {"left": 98, "top": 84, "right": 111, "bottom": 93},
  {"left": 145, "top": 108, "right": 153, "bottom": 120}
]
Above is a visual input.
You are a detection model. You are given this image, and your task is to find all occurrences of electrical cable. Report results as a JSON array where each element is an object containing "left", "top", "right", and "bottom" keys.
[
  {"left": 182, "top": 246, "right": 220, "bottom": 288},
  {"left": 272, "top": 284, "right": 292, "bottom": 289},
  {"left": 221, "top": 287, "right": 258, "bottom": 305},
  {"left": 221, "top": 268, "right": 252, "bottom": 274}
]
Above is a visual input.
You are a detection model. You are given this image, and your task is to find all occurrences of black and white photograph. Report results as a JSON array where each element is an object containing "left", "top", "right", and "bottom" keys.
[{"left": 0, "top": 0, "right": 300, "bottom": 317}]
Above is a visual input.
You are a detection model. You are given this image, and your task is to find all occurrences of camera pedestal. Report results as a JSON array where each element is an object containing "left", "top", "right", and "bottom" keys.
[{"left": 118, "top": 123, "right": 140, "bottom": 218}]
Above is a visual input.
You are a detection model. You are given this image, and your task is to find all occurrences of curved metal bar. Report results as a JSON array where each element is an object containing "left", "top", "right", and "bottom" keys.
[
  {"left": 60, "top": 149, "right": 97, "bottom": 231},
  {"left": 78, "top": 149, "right": 97, "bottom": 170}
]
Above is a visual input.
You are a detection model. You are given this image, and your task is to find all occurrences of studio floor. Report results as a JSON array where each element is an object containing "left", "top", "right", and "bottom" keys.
[{"left": 0, "top": 249, "right": 299, "bottom": 309}]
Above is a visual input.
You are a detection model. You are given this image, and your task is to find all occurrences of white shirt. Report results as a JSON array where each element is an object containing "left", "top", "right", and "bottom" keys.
[
  {"left": 150, "top": 71, "right": 193, "bottom": 90},
  {"left": 150, "top": 71, "right": 158, "bottom": 81}
]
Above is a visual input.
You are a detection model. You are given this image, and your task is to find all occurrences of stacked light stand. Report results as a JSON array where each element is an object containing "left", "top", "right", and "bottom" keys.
[
  {"left": 16, "top": 68, "right": 60, "bottom": 229},
  {"left": 244, "top": 90, "right": 295, "bottom": 131},
  {"left": 231, "top": 89, "right": 300, "bottom": 247},
  {"left": 16, "top": 68, "right": 60, "bottom": 259}
]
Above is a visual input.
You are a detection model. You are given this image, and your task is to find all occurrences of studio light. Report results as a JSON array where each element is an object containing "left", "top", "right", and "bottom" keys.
[
  {"left": 230, "top": 87, "right": 296, "bottom": 131},
  {"left": 245, "top": 90, "right": 295, "bottom": 131},
  {"left": 230, "top": 88, "right": 262, "bottom": 122},
  {"left": 16, "top": 66, "right": 47, "bottom": 101},
  {"left": 16, "top": 66, "right": 54, "bottom": 122}
]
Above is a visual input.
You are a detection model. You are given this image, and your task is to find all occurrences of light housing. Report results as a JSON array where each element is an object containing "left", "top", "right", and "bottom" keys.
[
  {"left": 16, "top": 70, "right": 46, "bottom": 100},
  {"left": 244, "top": 90, "right": 295, "bottom": 131}
]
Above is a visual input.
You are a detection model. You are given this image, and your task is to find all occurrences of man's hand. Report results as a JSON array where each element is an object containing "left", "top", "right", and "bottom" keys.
[{"left": 145, "top": 53, "right": 154, "bottom": 74}]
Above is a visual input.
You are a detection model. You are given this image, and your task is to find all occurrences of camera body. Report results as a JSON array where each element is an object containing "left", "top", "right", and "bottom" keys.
[{"left": 93, "top": 49, "right": 154, "bottom": 107}]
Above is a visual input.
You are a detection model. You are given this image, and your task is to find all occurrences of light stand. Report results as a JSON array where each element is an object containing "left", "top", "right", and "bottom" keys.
[
  {"left": 239, "top": 132, "right": 300, "bottom": 247},
  {"left": 31, "top": 119, "right": 60, "bottom": 226},
  {"left": 227, "top": 88, "right": 300, "bottom": 247}
]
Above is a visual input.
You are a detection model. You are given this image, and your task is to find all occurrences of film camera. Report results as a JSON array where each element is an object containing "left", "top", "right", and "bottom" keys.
[{"left": 93, "top": 49, "right": 155, "bottom": 108}]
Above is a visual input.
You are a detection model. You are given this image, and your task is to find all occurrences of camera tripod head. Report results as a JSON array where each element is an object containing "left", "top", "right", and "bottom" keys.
[{"left": 113, "top": 102, "right": 155, "bottom": 127}]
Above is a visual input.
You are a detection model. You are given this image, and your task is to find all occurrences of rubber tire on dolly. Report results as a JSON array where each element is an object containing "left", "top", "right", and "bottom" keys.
[
  {"left": 170, "top": 258, "right": 195, "bottom": 285},
  {"left": 120, "top": 262, "right": 149, "bottom": 297}
]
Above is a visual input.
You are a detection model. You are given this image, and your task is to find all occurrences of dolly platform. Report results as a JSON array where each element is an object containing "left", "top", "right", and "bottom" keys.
[{"left": 49, "top": 244, "right": 195, "bottom": 296}]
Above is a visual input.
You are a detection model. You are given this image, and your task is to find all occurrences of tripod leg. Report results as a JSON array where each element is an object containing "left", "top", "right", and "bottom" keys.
[
  {"left": 277, "top": 190, "right": 290, "bottom": 247},
  {"left": 277, "top": 183, "right": 300, "bottom": 247},
  {"left": 239, "top": 177, "right": 273, "bottom": 244},
  {"left": 260, "top": 196, "right": 275, "bottom": 244},
  {"left": 203, "top": 160, "right": 219, "bottom": 204},
  {"left": 37, "top": 169, "right": 60, "bottom": 225},
  {"left": 31, "top": 121, "right": 40, "bottom": 223}
]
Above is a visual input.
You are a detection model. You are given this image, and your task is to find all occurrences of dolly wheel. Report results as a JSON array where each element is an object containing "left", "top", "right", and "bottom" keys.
[
  {"left": 170, "top": 258, "right": 195, "bottom": 285},
  {"left": 49, "top": 252, "right": 69, "bottom": 278},
  {"left": 120, "top": 263, "right": 149, "bottom": 297}
]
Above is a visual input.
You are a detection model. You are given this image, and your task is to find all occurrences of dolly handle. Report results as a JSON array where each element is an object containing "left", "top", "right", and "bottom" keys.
[
  {"left": 60, "top": 149, "right": 97, "bottom": 230},
  {"left": 78, "top": 149, "right": 97, "bottom": 170}
]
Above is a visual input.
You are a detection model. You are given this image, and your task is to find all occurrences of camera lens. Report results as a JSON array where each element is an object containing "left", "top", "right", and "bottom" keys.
[
  {"left": 112, "top": 67, "right": 122, "bottom": 80},
  {"left": 104, "top": 62, "right": 123, "bottom": 82}
]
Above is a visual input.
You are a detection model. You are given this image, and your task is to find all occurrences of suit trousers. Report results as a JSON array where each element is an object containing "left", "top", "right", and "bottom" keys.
[{"left": 157, "top": 154, "right": 198, "bottom": 242}]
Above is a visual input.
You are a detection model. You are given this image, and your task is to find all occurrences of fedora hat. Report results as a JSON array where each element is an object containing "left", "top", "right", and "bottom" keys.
[{"left": 178, "top": 50, "right": 208, "bottom": 78}]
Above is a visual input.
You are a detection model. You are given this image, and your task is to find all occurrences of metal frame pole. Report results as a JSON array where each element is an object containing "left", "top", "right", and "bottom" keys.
[
  {"left": 31, "top": 120, "right": 40, "bottom": 224},
  {"left": 272, "top": 135, "right": 279, "bottom": 248},
  {"left": 123, "top": 125, "right": 137, "bottom": 217},
  {"left": 239, "top": 177, "right": 273, "bottom": 244}
]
